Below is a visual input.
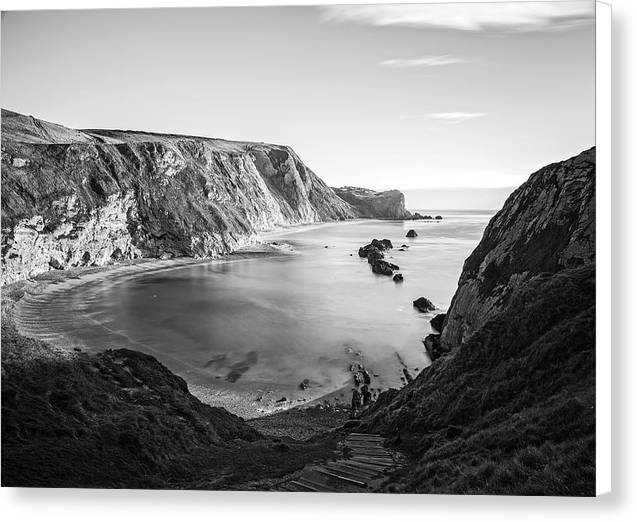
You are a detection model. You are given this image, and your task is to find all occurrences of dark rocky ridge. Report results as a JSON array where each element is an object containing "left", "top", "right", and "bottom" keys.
[
  {"left": 352, "top": 147, "right": 596, "bottom": 495},
  {"left": 441, "top": 147, "right": 595, "bottom": 348},
  {"left": 1, "top": 109, "right": 357, "bottom": 284},
  {"left": 332, "top": 186, "right": 411, "bottom": 219}
]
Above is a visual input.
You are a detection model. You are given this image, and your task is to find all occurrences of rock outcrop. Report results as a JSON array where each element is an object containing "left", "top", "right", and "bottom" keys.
[
  {"left": 1, "top": 109, "right": 357, "bottom": 284},
  {"left": 357, "top": 147, "right": 596, "bottom": 495},
  {"left": 441, "top": 147, "right": 595, "bottom": 348},
  {"left": 332, "top": 186, "right": 411, "bottom": 219},
  {"left": 413, "top": 297, "right": 436, "bottom": 313}
]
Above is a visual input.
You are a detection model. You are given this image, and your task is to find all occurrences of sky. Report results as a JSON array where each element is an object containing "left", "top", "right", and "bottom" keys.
[{"left": 1, "top": 2, "right": 595, "bottom": 209}]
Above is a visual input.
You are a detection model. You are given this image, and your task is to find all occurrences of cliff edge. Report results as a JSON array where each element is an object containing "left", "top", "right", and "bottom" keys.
[
  {"left": 441, "top": 147, "right": 595, "bottom": 347},
  {"left": 1, "top": 109, "right": 356, "bottom": 284},
  {"left": 358, "top": 147, "right": 596, "bottom": 495},
  {"left": 332, "top": 186, "right": 411, "bottom": 219}
]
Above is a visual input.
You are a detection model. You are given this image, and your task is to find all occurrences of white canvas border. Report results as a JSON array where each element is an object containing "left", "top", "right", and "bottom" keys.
[
  {"left": 0, "top": 0, "right": 620, "bottom": 516},
  {"left": 595, "top": 0, "right": 611, "bottom": 497}
]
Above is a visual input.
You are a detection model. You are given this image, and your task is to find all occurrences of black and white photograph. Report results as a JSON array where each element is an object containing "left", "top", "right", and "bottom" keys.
[{"left": 0, "top": 0, "right": 610, "bottom": 499}]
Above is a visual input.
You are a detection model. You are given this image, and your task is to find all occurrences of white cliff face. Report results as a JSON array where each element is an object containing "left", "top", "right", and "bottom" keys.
[
  {"left": 2, "top": 193, "right": 143, "bottom": 284},
  {"left": 440, "top": 147, "right": 596, "bottom": 348},
  {"left": 1, "top": 110, "right": 356, "bottom": 284}
]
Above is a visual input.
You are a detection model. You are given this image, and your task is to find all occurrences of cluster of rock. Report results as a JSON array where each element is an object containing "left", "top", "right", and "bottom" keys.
[
  {"left": 410, "top": 213, "right": 442, "bottom": 220},
  {"left": 411, "top": 298, "right": 449, "bottom": 361},
  {"left": 358, "top": 238, "right": 402, "bottom": 279}
]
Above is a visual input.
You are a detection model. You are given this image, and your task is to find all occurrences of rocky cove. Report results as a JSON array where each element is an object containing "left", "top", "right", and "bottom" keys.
[{"left": 1, "top": 112, "right": 596, "bottom": 495}]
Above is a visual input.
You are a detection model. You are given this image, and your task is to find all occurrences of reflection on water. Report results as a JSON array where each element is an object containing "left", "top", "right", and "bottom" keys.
[{"left": 59, "top": 211, "right": 493, "bottom": 416}]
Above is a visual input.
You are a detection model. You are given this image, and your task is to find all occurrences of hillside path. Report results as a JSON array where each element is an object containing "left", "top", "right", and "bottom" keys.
[{"left": 277, "top": 432, "right": 402, "bottom": 493}]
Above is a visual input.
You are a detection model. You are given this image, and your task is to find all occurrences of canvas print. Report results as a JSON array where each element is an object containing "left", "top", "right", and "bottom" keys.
[{"left": 1, "top": 2, "right": 596, "bottom": 495}]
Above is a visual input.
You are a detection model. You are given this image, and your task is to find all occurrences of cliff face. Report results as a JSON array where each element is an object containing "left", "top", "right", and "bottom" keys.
[
  {"left": 359, "top": 147, "right": 596, "bottom": 495},
  {"left": 1, "top": 109, "right": 356, "bottom": 284},
  {"left": 441, "top": 147, "right": 595, "bottom": 347},
  {"left": 332, "top": 186, "right": 410, "bottom": 219}
]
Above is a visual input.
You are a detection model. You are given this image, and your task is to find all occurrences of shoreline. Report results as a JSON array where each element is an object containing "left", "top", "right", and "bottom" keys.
[{"left": 2, "top": 236, "right": 352, "bottom": 420}]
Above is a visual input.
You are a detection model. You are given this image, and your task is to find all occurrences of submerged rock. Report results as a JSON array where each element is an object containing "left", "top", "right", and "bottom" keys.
[
  {"left": 413, "top": 297, "right": 436, "bottom": 313},
  {"left": 298, "top": 379, "right": 311, "bottom": 390},
  {"left": 406, "top": 229, "right": 418, "bottom": 238}
]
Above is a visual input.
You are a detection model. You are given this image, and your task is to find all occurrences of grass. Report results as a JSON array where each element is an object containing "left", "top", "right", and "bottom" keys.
[
  {"left": 1, "top": 321, "right": 341, "bottom": 489},
  {"left": 359, "top": 264, "right": 596, "bottom": 496}
]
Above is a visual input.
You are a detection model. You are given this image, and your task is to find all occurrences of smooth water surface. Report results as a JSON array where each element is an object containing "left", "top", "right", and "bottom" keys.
[{"left": 56, "top": 211, "right": 493, "bottom": 416}]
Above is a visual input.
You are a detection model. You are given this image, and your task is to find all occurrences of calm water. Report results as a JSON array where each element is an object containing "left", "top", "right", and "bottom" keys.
[{"left": 57, "top": 211, "right": 493, "bottom": 417}]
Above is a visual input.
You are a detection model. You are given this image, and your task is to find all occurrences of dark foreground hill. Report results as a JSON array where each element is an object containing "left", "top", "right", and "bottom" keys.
[
  {"left": 355, "top": 148, "right": 596, "bottom": 495},
  {"left": 1, "top": 287, "right": 340, "bottom": 489}
]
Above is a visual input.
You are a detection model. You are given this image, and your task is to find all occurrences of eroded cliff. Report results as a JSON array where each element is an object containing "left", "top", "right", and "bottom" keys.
[
  {"left": 441, "top": 147, "right": 595, "bottom": 347},
  {"left": 1, "top": 109, "right": 356, "bottom": 284},
  {"left": 356, "top": 147, "right": 596, "bottom": 495},
  {"left": 332, "top": 186, "right": 410, "bottom": 219}
]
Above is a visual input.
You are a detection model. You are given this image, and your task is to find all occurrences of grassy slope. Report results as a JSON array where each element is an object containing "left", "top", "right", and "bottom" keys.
[
  {"left": 358, "top": 264, "right": 595, "bottom": 496},
  {"left": 1, "top": 311, "right": 341, "bottom": 488}
]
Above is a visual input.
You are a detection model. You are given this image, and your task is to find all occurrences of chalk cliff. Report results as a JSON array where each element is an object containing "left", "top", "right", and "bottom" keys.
[
  {"left": 332, "top": 186, "right": 410, "bottom": 219},
  {"left": 1, "top": 109, "right": 356, "bottom": 284}
]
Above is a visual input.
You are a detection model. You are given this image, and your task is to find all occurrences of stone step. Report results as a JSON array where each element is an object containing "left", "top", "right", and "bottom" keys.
[
  {"left": 315, "top": 468, "right": 368, "bottom": 487},
  {"left": 294, "top": 477, "right": 332, "bottom": 493},
  {"left": 323, "top": 463, "right": 376, "bottom": 481},
  {"left": 350, "top": 456, "right": 394, "bottom": 468},
  {"left": 329, "top": 461, "right": 379, "bottom": 477}
]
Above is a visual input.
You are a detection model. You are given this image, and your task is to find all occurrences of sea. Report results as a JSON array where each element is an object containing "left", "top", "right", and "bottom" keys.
[{"left": 51, "top": 210, "right": 494, "bottom": 417}]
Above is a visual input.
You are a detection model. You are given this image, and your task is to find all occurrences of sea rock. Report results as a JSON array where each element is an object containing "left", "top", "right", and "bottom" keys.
[
  {"left": 393, "top": 273, "right": 404, "bottom": 282},
  {"left": 435, "top": 215, "right": 442, "bottom": 220},
  {"left": 371, "top": 260, "right": 399, "bottom": 276},
  {"left": 406, "top": 229, "right": 418, "bottom": 238},
  {"left": 366, "top": 247, "right": 385, "bottom": 265},
  {"left": 441, "top": 147, "right": 596, "bottom": 348},
  {"left": 359, "top": 238, "right": 393, "bottom": 258},
  {"left": 430, "top": 313, "right": 447, "bottom": 333},
  {"left": 1, "top": 109, "right": 358, "bottom": 285},
  {"left": 413, "top": 297, "right": 436, "bottom": 313},
  {"left": 332, "top": 186, "right": 411, "bottom": 219}
]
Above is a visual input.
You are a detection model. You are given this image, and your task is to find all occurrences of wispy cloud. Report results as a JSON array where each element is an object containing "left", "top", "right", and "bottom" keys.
[
  {"left": 320, "top": 2, "right": 594, "bottom": 33},
  {"left": 380, "top": 55, "right": 465, "bottom": 68},
  {"left": 431, "top": 112, "right": 487, "bottom": 123},
  {"left": 401, "top": 112, "right": 487, "bottom": 123}
]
